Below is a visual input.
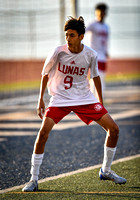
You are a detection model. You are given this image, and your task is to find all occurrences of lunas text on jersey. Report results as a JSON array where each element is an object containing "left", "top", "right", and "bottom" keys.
[{"left": 58, "top": 62, "right": 85, "bottom": 76}]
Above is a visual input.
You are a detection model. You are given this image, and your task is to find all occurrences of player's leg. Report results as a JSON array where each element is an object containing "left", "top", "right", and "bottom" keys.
[
  {"left": 34, "top": 116, "right": 55, "bottom": 154},
  {"left": 22, "top": 107, "right": 71, "bottom": 192},
  {"left": 96, "top": 113, "right": 118, "bottom": 171},
  {"left": 96, "top": 113, "right": 119, "bottom": 148},
  {"left": 30, "top": 116, "right": 55, "bottom": 180},
  {"left": 73, "top": 103, "right": 126, "bottom": 183},
  {"left": 22, "top": 117, "right": 55, "bottom": 192},
  {"left": 96, "top": 113, "right": 126, "bottom": 184}
]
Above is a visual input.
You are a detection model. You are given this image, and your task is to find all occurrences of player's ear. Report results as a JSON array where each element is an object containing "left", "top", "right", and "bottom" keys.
[{"left": 79, "top": 34, "right": 84, "bottom": 41}]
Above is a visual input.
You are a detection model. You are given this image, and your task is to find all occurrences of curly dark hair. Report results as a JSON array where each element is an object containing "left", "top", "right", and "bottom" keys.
[{"left": 64, "top": 16, "right": 86, "bottom": 35}]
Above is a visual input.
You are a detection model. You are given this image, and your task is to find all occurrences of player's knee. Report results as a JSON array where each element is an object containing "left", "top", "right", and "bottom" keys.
[
  {"left": 110, "top": 124, "right": 119, "bottom": 139},
  {"left": 37, "top": 129, "right": 49, "bottom": 145}
]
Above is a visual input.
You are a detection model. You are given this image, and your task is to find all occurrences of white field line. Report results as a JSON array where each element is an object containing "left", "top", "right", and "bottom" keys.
[
  {"left": 0, "top": 154, "right": 139, "bottom": 194},
  {"left": 111, "top": 109, "right": 140, "bottom": 121}
]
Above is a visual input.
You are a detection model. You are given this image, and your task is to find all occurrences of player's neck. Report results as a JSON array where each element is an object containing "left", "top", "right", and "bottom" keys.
[
  {"left": 96, "top": 19, "right": 104, "bottom": 23},
  {"left": 68, "top": 44, "right": 84, "bottom": 54}
]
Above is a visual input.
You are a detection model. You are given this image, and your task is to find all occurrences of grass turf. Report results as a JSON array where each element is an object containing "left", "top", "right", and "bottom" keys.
[
  {"left": 105, "top": 73, "right": 140, "bottom": 83},
  {"left": 0, "top": 157, "right": 140, "bottom": 200},
  {"left": 0, "top": 80, "right": 40, "bottom": 92}
]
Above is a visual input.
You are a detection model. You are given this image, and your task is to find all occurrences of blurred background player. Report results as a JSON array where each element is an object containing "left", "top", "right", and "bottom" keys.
[{"left": 84, "top": 3, "right": 109, "bottom": 96}]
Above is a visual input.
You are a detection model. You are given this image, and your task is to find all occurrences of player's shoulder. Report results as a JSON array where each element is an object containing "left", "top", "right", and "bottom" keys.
[
  {"left": 86, "top": 21, "right": 96, "bottom": 31},
  {"left": 49, "top": 44, "right": 67, "bottom": 58},
  {"left": 55, "top": 44, "right": 67, "bottom": 53},
  {"left": 84, "top": 44, "right": 97, "bottom": 57},
  {"left": 90, "top": 21, "right": 100, "bottom": 27}
]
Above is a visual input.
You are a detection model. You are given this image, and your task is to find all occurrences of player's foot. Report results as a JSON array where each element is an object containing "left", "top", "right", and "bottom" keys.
[
  {"left": 22, "top": 180, "right": 38, "bottom": 192},
  {"left": 99, "top": 168, "right": 126, "bottom": 184}
]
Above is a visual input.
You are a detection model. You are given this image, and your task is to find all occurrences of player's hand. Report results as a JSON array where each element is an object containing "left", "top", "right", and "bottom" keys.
[{"left": 37, "top": 99, "right": 45, "bottom": 119}]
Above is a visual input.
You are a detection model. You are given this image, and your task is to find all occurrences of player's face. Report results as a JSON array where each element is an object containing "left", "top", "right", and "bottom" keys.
[
  {"left": 65, "top": 29, "right": 83, "bottom": 52},
  {"left": 95, "top": 9, "right": 106, "bottom": 22}
]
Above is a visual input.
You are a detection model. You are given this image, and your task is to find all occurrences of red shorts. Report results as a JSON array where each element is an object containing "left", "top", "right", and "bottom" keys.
[
  {"left": 98, "top": 61, "right": 107, "bottom": 71},
  {"left": 45, "top": 103, "right": 108, "bottom": 125}
]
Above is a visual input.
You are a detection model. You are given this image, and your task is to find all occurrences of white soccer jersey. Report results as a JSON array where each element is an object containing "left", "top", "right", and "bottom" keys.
[
  {"left": 85, "top": 21, "right": 109, "bottom": 62},
  {"left": 42, "top": 44, "right": 99, "bottom": 107}
]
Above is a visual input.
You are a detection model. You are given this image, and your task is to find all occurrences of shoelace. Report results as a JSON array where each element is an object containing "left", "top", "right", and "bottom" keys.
[{"left": 108, "top": 170, "right": 120, "bottom": 178}]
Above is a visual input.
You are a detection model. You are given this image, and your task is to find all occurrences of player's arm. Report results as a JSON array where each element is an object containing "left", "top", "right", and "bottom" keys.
[
  {"left": 93, "top": 76, "right": 103, "bottom": 105},
  {"left": 37, "top": 74, "right": 48, "bottom": 119}
]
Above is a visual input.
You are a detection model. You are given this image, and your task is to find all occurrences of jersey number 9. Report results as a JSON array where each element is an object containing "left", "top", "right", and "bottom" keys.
[{"left": 64, "top": 75, "right": 73, "bottom": 90}]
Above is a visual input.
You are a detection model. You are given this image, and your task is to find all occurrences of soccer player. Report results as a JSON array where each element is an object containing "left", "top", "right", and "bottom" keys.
[
  {"left": 84, "top": 3, "right": 109, "bottom": 95},
  {"left": 22, "top": 16, "right": 126, "bottom": 192}
]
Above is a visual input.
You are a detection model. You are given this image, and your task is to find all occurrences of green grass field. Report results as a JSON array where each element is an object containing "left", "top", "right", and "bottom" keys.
[
  {"left": 0, "top": 156, "right": 140, "bottom": 200},
  {"left": 105, "top": 73, "right": 140, "bottom": 83},
  {"left": 0, "top": 80, "right": 40, "bottom": 92}
]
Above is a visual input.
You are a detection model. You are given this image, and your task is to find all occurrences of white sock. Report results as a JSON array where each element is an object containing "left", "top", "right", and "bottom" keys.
[
  {"left": 102, "top": 145, "right": 116, "bottom": 172},
  {"left": 30, "top": 153, "right": 44, "bottom": 181}
]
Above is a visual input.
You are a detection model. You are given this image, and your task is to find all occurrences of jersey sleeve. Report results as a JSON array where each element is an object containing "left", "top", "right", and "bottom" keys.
[
  {"left": 90, "top": 53, "right": 99, "bottom": 78},
  {"left": 86, "top": 22, "right": 94, "bottom": 33},
  {"left": 41, "top": 47, "right": 58, "bottom": 76},
  {"left": 84, "top": 23, "right": 95, "bottom": 48}
]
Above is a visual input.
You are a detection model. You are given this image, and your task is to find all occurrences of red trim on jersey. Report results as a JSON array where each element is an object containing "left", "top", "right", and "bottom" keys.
[{"left": 45, "top": 103, "right": 108, "bottom": 125}]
